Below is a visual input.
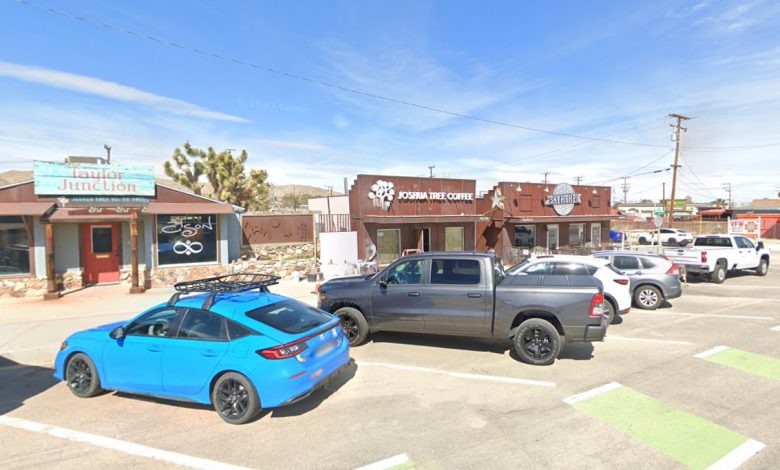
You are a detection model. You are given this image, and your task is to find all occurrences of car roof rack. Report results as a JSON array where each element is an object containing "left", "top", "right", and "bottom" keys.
[{"left": 168, "top": 273, "right": 281, "bottom": 310}]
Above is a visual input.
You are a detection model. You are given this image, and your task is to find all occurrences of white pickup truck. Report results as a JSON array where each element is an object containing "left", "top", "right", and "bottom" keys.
[{"left": 664, "top": 234, "right": 770, "bottom": 283}]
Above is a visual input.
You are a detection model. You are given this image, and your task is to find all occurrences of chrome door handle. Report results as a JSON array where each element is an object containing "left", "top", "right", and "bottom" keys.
[
  {"left": 467, "top": 293, "right": 482, "bottom": 298},
  {"left": 407, "top": 292, "right": 420, "bottom": 297}
]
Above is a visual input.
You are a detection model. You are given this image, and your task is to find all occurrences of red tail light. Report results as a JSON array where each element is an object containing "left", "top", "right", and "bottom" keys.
[
  {"left": 666, "top": 263, "right": 680, "bottom": 276},
  {"left": 613, "top": 278, "right": 629, "bottom": 285},
  {"left": 589, "top": 293, "right": 605, "bottom": 318},
  {"left": 258, "top": 342, "right": 308, "bottom": 360}
]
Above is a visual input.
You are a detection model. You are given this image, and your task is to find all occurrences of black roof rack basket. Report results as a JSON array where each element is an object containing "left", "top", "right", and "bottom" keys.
[{"left": 168, "top": 272, "right": 281, "bottom": 310}]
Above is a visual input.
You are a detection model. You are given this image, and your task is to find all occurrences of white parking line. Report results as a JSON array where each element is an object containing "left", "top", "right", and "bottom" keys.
[
  {"left": 562, "top": 382, "right": 622, "bottom": 405},
  {"left": 694, "top": 346, "right": 730, "bottom": 359},
  {"left": 355, "top": 453, "right": 410, "bottom": 470},
  {"left": 356, "top": 361, "right": 556, "bottom": 388},
  {"left": 608, "top": 336, "right": 691, "bottom": 345},
  {"left": 0, "top": 416, "right": 253, "bottom": 470},
  {"left": 707, "top": 439, "right": 766, "bottom": 470},
  {"left": 633, "top": 311, "right": 774, "bottom": 321},
  {"left": 770, "top": 325, "right": 780, "bottom": 331}
]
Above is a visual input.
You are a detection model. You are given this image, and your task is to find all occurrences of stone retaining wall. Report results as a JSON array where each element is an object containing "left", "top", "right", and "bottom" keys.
[{"left": 0, "top": 271, "right": 84, "bottom": 298}]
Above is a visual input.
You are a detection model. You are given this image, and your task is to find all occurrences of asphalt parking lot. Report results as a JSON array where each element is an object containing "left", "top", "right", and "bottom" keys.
[{"left": 1, "top": 268, "right": 779, "bottom": 469}]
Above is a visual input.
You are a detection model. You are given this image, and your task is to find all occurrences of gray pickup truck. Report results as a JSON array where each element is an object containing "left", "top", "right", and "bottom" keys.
[{"left": 318, "top": 252, "right": 608, "bottom": 366}]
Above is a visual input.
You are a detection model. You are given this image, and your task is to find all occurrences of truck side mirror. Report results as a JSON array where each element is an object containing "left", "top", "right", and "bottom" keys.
[
  {"left": 379, "top": 279, "right": 387, "bottom": 289},
  {"left": 756, "top": 241, "right": 764, "bottom": 250}
]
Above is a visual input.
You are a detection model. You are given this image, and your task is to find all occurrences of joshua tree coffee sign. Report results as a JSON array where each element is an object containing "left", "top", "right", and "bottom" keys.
[{"left": 546, "top": 183, "right": 582, "bottom": 216}]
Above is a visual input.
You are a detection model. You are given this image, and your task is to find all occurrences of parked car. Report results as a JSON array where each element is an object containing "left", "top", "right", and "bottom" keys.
[
  {"left": 54, "top": 274, "right": 351, "bottom": 425},
  {"left": 318, "top": 252, "right": 608, "bottom": 366},
  {"left": 664, "top": 234, "right": 770, "bottom": 283},
  {"left": 631, "top": 228, "right": 693, "bottom": 246},
  {"left": 592, "top": 251, "right": 682, "bottom": 310},
  {"left": 508, "top": 255, "right": 631, "bottom": 324}
]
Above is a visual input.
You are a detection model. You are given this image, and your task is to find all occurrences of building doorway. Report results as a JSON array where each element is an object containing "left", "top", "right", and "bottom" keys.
[
  {"left": 377, "top": 228, "right": 401, "bottom": 265},
  {"left": 416, "top": 227, "right": 431, "bottom": 252},
  {"left": 445, "top": 226, "right": 465, "bottom": 251},
  {"left": 546, "top": 224, "right": 559, "bottom": 251},
  {"left": 82, "top": 223, "right": 120, "bottom": 285},
  {"left": 591, "top": 223, "right": 602, "bottom": 247}
]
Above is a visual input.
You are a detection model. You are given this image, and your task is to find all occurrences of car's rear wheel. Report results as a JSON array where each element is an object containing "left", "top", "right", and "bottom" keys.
[
  {"left": 667, "top": 237, "right": 677, "bottom": 246},
  {"left": 756, "top": 259, "right": 769, "bottom": 276},
  {"left": 334, "top": 306, "right": 369, "bottom": 346},
  {"left": 711, "top": 263, "right": 726, "bottom": 284},
  {"left": 634, "top": 285, "right": 662, "bottom": 310},
  {"left": 512, "top": 318, "right": 562, "bottom": 366},
  {"left": 638, "top": 237, "right": 648, "bottom": 245},
  {"left": 604, "top": 299, "right": 616, "bottom": 324},
  {"left": 212, "top": 372, "right": 260, "bottom": 425},
  {"left": 65, "top": 353, "right": 102, "bottom": 398}
]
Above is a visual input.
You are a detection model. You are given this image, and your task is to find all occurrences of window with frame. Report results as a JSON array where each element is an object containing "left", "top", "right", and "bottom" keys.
[
  {"left": 177, "top": 309, "right": 228, "bottom": 341},
  {"left": 568, "top": 223, "right": 585, "bottom": 247},
  {"left": 613, "top": 256, "right": 641, "bottom": 270},
  {"left": 377, "top": 229, "right": 401, "bottom": 265},
  {"left": 385, "top": 259, "right": 424, "bottom": 285},
  {"left": 550, "top": 262, "right": 591, "bottom": 276},
  {"left": 736, "top": 237, "right": 755, "bottom": 249},
  {"left": 126, "top": 308, "right": 180, "bottom": 337},
  {"left": 156, "top": 214, "right": 218, "bottom": 266},
  {"left": 513, "top": 225, "right": 536, "bottom": 248},
  {"left": 431, "top": 258, "right": 481, "bottom": 285},
  {"left": 444, "top": 226, "right": 465, "bottom": 252},
  {"left": 0, "top": 216, "right": 31, "bottom": 275}
]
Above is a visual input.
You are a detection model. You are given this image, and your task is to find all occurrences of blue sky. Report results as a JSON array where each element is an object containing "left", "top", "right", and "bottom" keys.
[{"left": 1, "top": 0, "right": 779, "bottom": 202}]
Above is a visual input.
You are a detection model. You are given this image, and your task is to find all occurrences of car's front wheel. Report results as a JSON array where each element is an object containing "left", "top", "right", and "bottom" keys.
[
  {"left": 634, "top": 285, "right": 662, "bottom": 310},
  {"left": 756, "top": 259, "right": 769, "bottom": 276},
  {"left": 512, "top": 318, "right": 562, "bottom": 366},
  {"left": 212, "top": 372, "right": 261, "bottom": 425},
  {"left": 65, "top": 353, "right": 103, "bottom": 398},
  {"left": 334, "top": 306, "right": 369, "bottom": 346}
]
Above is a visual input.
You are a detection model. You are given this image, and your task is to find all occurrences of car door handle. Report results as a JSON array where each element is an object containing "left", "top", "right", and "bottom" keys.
[
  {"left": 147, "top": 345, "right": 161, "bottom": 352},
  {"left": 201, "top": 350, "right": 219, "bottom": 357},
  {"left": 467, "top": 293, "right": 482, "bottom": 298},
  {"left": 407, "top": 292, "right": 420, "bottom": 297}
]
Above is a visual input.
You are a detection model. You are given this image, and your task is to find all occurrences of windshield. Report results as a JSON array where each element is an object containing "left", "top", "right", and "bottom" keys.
[
  {"left": 694, "top": 237, "right": 733, "bottom": 247},
  {"left": 246, "top": 299, "right": 331, "bottom": 334},
  {"left": 507, "top": 260, "right": 531, "bottom": 274}
]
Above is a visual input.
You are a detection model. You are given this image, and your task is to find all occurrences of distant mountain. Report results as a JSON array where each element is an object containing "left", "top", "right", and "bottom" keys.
[{"left": 272, "top": 184, "right": 343, "bottom": 198}]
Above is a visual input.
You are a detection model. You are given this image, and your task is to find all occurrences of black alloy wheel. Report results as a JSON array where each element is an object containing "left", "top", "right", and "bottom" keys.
[
  {"left": 65, "top": 353, "right": 102, "bottom": 398},
  {"left": 341, "top": 317, "right": 360, "bottom": 342},
  {"left": 512, "top": 318, "right": 561, "bottom": 366},
  {"left": 213, "top": 373, "right": 260, "bottom": 425},
  {"left": 334, "top": 306, "right": 369, "bottom": 346}
]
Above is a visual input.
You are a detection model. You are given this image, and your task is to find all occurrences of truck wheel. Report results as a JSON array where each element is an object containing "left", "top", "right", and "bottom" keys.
[
  {"left": 512, "top": 318, "right": 562, "bottom": 366},
  {"left": 756, "top": 259, "right": 769, "bottom": 276},
  {"left": 634, "top": 285, "right": 662, "bottom": 310},
  {"left": 334, "top": 307, "right": 369, "bottom": 346},
  {"left": 711, "top": 263, "right": 726, "bottom": 284}
]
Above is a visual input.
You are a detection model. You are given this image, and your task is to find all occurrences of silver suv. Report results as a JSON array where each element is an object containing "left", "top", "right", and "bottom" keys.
[{"left": 592, "top": 252, "right": 683, "bottom": 310}]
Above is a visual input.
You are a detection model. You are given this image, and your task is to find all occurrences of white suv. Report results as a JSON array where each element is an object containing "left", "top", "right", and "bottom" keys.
[{"left": 508, "top": 255, "right": 631, "bottom": 324}]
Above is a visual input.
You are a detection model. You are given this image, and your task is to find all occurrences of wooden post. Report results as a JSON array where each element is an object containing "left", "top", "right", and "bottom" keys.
[
  {"left": 43, "top": 223, "right": 60, "bottom": 300},
  {"left": 129, "top": 210, "right": 144, "bottom": 293}
]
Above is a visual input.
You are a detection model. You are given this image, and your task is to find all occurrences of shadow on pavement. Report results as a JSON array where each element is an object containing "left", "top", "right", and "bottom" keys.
[
  {"left": 269, "top": 359, "right": 358, "bottom": 418},
  {"left": 556, "top": 342, "right": 595, "bottom": 361},
  {"left": 0, "top": 356, "right": 59, "bottom": 415},
  {"left": 370, "top": 331, "right": 510, "bottom": 355}
]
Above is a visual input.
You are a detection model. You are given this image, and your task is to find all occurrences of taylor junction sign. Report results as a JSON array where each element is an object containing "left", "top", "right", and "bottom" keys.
[{"left": 33, "top": 161, "right": 156, "bottom": 197}]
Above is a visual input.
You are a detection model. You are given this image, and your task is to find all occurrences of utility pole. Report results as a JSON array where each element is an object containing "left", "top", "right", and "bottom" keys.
[
  {"left": 428, "top": 165, "right": 435, "bottom": 178},
  {"left": 621, "top": 177, "right": 630, "bottom": 204},
  {"left": 722, "top": 183, "right": 732, "bottom": 209},
  {"left": 668, "top": 113, "right": 690, "bottom": 227},
  {"left": 542, "top": 172, "right": 550, "bottom": 184},
  {"left": 103, "top": 144, "right": 112, "bottom": 163},
  {"left": 575, "top": 176, "right": 583, "bottom": 185},
  {"left": 662, "top": 182, "right": 666, "bottom": 205}
]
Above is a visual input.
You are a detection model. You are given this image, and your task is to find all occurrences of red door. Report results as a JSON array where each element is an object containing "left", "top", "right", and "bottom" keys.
[{"left": 82, "top": 223, "right": 120, "bottom": 285}]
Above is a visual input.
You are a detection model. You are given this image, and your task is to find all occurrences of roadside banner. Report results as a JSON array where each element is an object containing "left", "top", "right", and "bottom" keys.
[{"left": 728, "top": 217, "right": 762, "bottom": 239}]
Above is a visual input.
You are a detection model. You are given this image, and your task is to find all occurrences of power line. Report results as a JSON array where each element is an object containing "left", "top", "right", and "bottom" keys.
[
  {"left": 14, "top": 0, "right": 780, "bottom": 151},
  {"left": 678, "top": 151, "right": 719, "bottom": 200}
]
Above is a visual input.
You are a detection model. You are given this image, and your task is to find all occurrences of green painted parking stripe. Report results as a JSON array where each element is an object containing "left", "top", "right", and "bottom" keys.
[
  {"left": 564, "top": 383, "right": 765, "bottom": 470},
  {"left": 695, "top": 346, "right": 780, "bottom": 383}
]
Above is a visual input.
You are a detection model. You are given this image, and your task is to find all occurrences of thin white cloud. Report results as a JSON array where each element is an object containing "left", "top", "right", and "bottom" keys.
[{"left": 0, "top": 60, "right": 248, "bottom": 123}]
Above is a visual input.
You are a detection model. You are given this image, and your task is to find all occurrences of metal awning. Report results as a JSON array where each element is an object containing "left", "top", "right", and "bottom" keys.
[
  {"left": 361, "top": 215, "right": 484, "bottom": 224},
  {"left": 143, "top": 202, "right": 236, "bottom": 215},
  {"left": 47, "top": 208, "right": 135, "bottom": 223},
  {"left": 0, "top": 202, "right": 55, "bottom": 216},
  {"left": 504, "top": 215, "right": 621, "bottom": 223}
]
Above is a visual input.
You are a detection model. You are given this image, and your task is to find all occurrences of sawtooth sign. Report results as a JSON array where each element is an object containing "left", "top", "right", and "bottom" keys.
[{"left": 546, "top": 183, "right": 582, "bottom": 216}]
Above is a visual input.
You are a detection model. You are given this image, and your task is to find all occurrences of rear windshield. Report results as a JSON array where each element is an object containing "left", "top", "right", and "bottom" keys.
[
  {"left": 694, "top": 237, "right": 733, "bottom": 247},
  {"left": 246, "top": 299, "right": 331, "bottom": 334}
]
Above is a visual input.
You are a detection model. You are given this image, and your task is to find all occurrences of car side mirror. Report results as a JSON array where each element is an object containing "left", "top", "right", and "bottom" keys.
[
  {"left": 756, "top": 241, "right": 764, "bottom": 250},
  {"left": 379, "top": 280, "right": 387, "bottom": 289},
  {"left": 110, "top": 326, "right": 125, "bottom": 340}
]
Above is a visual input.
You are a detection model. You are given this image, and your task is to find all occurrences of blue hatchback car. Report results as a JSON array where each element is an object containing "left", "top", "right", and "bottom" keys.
[{"left": 54, "top": 274, "right": 351, "bottom": 424}]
